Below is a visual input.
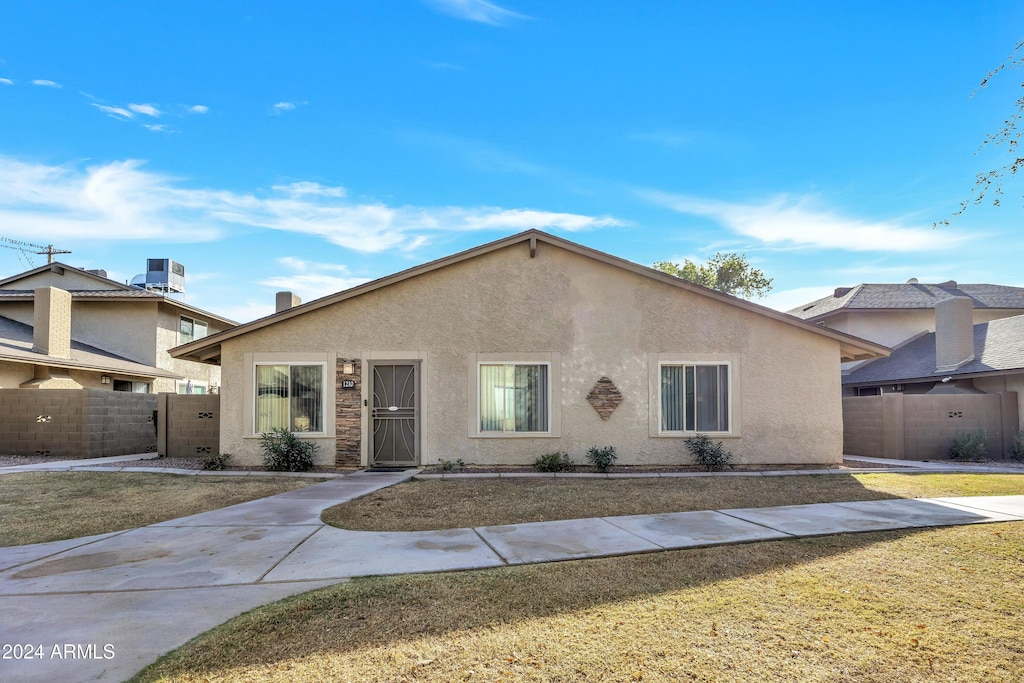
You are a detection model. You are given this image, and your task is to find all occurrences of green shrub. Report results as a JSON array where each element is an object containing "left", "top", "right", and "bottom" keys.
[
  {"left": 586, "top": 445, "right": 617, "bottom": 473},
  {"left": 533, "top": 451, "right": 575, "bottom": 472},
  {"left": 201, "top": 452, "right": 232, "bottom": 471},
  {"left": 949, "top": 429, "right": 990, "bottom": 461},
  {"left": 685, "top": 434, "right": 735, "bottom": 471},
  {"left": 440, "top": 459, "right": 454, "bottom": 472},
  {"left": 260, "top": 428, "right": 319, "bottom": 472},
  {"left": 1012, "top": 430, "right": 1024, "bottom": 462}
]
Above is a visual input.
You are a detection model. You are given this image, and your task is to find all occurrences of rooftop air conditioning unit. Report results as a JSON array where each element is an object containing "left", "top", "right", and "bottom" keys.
[{"left": 143, "top": 259, "right": 185, "bottom": 293}]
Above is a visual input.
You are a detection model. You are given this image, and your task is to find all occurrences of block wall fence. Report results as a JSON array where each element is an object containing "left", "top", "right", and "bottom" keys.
[
  {"left": 156, "top": 393, "right": 220, "bottom": 458},
  {"left": 0, "top": 389, "right": 158, "bottom": 458},
  {"left": 843, "top": 392, "right": 1019, "bottom": 460}
]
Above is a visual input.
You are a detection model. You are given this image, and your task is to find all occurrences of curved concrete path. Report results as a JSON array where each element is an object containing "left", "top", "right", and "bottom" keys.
[{"left": 1, "top": 465, "right": 1023, "bottom": 682}]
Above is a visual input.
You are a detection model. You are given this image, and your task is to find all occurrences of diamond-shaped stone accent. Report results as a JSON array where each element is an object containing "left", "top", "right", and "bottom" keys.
[{"left": 587, "top": 376, "right": 623, "bottom": 421}]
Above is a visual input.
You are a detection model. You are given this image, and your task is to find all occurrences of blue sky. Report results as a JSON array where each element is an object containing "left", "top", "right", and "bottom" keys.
[{"left": 1, "top": 1, "right": 1022, "bottom": 322}]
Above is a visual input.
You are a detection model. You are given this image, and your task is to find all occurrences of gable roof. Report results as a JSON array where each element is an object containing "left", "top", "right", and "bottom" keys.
[
  {"left": 789, "top": 282, "right": 1024, "bottom": 321},
  {"left": 171, "top": 229, "right": 890, "bottom": 365},
  {"left": 0, "top": 315, "right": 181, "bottom": 379},
  {"left": 843, "top": 314, "right": 1024, "bottom": 386},
  {"left": 0, "top": 262, "right": 237, "bottom": 325}
]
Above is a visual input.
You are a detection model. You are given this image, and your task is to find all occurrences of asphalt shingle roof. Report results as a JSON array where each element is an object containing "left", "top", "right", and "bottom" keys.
[
  {"left": 843, "top": 314, "right": 1024, "bottom": 385},
  {"left": 789, "top": 283, "right": 1024, "bottom": 320}
]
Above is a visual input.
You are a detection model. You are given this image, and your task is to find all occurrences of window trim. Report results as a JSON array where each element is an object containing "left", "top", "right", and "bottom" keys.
[
  {"left": 251, "top": 361, "right": 328, "bottom": 436},
  {"left": 649, "top": 353, "right": 740, "bottom": 438},
  {"left": 468, "top": 352, "right": 561, "bottom": 438}
]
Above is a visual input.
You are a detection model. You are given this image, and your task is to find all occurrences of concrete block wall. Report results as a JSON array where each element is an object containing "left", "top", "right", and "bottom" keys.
[
  {"left": 156, "top": 393, "right": 220, "bottom": 458},
  {"left": 843, "top": 392, "right": 1019, "bottom": 460},
  {"left": 0, "top": 389, "right": 157, "bottom": 458}
]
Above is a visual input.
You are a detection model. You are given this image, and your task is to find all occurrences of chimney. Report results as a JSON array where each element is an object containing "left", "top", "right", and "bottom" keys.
[
  {"left": 276, "top": 291, "right": 301, "bottom": 313},
  {"left": 935, "top": 296, "right": 974, "bottom": 372},
  {"left": 33, "top": 286, "right": 72, "bottom": 358}
]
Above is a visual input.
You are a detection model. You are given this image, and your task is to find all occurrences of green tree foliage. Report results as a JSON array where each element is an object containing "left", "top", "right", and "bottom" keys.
[{"left": 653, "top": 252, "right": 773, "bottom": 299}]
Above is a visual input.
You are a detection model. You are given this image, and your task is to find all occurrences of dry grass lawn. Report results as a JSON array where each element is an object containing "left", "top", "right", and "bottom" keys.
[
  {"left": 134, "top": 522, "right": 1024, "bottom": 682},
  {"left": 323, "top": 472, "right": 1024, "bottom": 531},
  {"left": 0, "top": 472, "right": 324, "bottom": 546}
]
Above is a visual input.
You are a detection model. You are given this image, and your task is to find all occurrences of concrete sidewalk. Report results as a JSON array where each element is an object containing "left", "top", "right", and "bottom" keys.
[{"left": 1, "top": 468, "right": 1023, "bottom": 681}]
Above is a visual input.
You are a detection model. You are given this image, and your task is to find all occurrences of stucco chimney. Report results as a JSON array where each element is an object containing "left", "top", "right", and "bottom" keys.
[
  {"left": 276, "top": 291, "right": 301, "bottom": 313},
  {"left": 935, "top": 296, "right": 974, "bottom": 372},
  {"left": 33, "top": 286, "right": 72, "bottom": 358}
]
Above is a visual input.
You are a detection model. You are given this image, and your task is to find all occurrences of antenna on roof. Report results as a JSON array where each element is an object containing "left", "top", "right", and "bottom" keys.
[{"left": 0, "top": 237, "right": 72, "bottom": 266}]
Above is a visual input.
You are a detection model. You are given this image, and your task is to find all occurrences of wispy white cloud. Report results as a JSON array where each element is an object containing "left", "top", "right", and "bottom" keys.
[
  {"left": 272, "top": 181, "right": 347, "bottom": 199},
  {"left": 424, "top": 0, "right": 528, "bottom": 25},
  {"left": 128, "top": 103, "right": 161, "bottom": 117},
  {"left": 762, "top": 286, "right": 838, "bottom": 313},
  {"left": 32, "top": 79, "right": 61, "bottom": 88},
  {"left": 143, "top": 123, "right": 169, "bottom": 132},
  {"left": 188, "top": 104, "right": 209, "bottom": 114},
  {"left": 271, "top": 101, "right": 298, "bottom": 115},
  {"left": 261, "top": 257, "right": 370, "bottom": 302},
  {"left": 0, "top": 155, "right": 622, "bottom": 253},
  {"left": 92, "top": 103, "right": 134, "bottom": 119},
  {"left": 0, "top": 78, "right": 13, "bottom": 86},
  {"left": 639, "top": 190, "right": 967, "bottom": 252}
]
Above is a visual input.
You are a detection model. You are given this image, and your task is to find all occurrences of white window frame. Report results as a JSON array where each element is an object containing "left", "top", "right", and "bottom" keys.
[
  {"left": 649, "top": 354, "right": 739, "bottom": 438},
  {"left": 468, "top": 352, "right": 561, "bottom": 438},
  {"left": 251, "top": 361, "right": 328, "bottom": 436}
]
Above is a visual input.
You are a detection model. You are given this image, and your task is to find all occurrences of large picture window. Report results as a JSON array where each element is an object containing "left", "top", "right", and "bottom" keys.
[
  {"left": 660, "top": 363, "right": 730, "bottom": 433},
  {"left": 479, "top": 363, "right": 549, "bottom": 433},
  {"left": 255, "top": 364, "right": 324, "bottom": 433}
]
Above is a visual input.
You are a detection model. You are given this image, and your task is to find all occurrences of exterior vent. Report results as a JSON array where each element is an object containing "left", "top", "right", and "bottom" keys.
[
  {"left": 906, "top": 278, "right": 918, "bottom": 284},
  {"left": 833, "top": 287, "right": 853, "bottom": 298}
]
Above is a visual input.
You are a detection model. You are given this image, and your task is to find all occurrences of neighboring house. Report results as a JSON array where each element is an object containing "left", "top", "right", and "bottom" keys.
[
  {"left": 172, "top": 230, "right": 886, "bottom": 468},
  {"left": 789, "top": 280, "right": 1024, "bottom": 350},
  {"left": 0, "top": 262, "right": 235, "bottom": 393},
  {"left": 844, "top": 296, "right": 1024, "bottom": 410}
]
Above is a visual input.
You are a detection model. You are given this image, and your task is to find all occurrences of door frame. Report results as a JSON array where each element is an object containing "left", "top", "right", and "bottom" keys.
[{"left": 366, "top": 359, "right": 421, "bottom": 466}]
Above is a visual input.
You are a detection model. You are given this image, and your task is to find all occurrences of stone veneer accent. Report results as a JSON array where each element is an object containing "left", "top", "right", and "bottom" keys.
[
  {"left": 586, "top": 376, "right": 623, "bottom": 421},
  {"left": 335, "top": 358, "right": 362, "bottom": 466}
]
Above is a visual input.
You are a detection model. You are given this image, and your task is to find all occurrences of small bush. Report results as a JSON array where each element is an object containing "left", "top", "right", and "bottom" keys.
[
  {"left": 1012, "top": 430, "right": 1024, "bottom": 462},
  {"left": 949, "top": 429, "right": 990, "bottom": 462},
  {"left": 260, "top": 428, "right": 319, "bottom": 472},
  {"left": 685, "top": 434, "right": 735, "bottom": 472},
  {"left": 534, "top": 451, "right": 575, "bottom": 472},
  {"left": 440, "top": 459, "right": 454, "bottom": 472},
  {"left": 586, "top": 445, "right": 617, "bottom": 473},
  {"left": 201, "top": 452, "right": 232, "bottom": 471}
]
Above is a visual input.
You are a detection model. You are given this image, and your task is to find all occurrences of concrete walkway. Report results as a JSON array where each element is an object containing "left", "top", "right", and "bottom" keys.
[{"left": 1, "top": 462, "right": 1023, "bottom": 681}]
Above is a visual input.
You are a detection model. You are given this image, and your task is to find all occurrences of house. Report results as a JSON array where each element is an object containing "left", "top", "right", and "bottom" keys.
[
  {"left": 789, "top": 280, "right": 1024, "bottom": 351},
  {"left": 844, "top": 296, "right": 1024, "bottom": 407},
  {"left": 0, "top": 262, "right": 235, "bottom": 393},
  {"left": 842, "top": 297, "right": 1022, "bottom": 460},
  {"left": 171, "top": 230, "right": 887, "bottom": 468}
]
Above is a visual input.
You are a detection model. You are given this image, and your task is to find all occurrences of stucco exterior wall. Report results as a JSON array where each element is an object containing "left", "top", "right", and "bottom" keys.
[
  {"left": 1, "top": 268, "right": 119, "bottom": 292},
  {"left": 153, "top": 306, "right": 223, "bottom": 393},
  {"left": 219, "top": 241, "right": 845, "bottom": 467}
]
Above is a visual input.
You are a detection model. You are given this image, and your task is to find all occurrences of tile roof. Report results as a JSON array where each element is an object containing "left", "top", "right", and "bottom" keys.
[
  {"left": 0, "top": 315, "right": 181, "bottom": 379},
  {"left": 789, "top": 283, "right": 1024, "bottom": 320},
  {"left": 843, "top": 314, "right": 1024, "bottom": 385},
  {"left": 0, "top": 289, "right": 163, "bottom": 299}
]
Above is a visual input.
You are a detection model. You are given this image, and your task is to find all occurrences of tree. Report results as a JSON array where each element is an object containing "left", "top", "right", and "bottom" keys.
[
  {"left": 940, "top": 39, "right": 1024, "bottom": 225},
  {"left": 653, "top": 252, "right": 773, "bottom": 299}
]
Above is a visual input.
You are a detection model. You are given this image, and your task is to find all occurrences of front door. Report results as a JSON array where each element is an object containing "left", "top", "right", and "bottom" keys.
[{"left": 370, "top": 362, "right": 419, "bottom": 466}]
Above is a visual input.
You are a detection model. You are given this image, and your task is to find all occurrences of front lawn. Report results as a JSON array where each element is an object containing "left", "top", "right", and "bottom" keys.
[
  {"left": 323, "top": 472, "right": 1024, "bottom": 531},
  {"left": 134, "top": 521, "right": 1024, "bottom": 682},
  {"left": 0, "top": 472, "right": 325, "bottom": 546}
]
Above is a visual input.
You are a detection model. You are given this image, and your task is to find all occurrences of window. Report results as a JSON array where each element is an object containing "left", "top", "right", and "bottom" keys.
[
  {"left": 179, "top": 316, "right": 208, "bottom": 344},
  {"left": 255, "top": 364, "right": 323, "bottom": 433},
  {"left": 660, "top": 363, "right": 730, "bottom": 433},
  {"left": 113, "top": 380, "right": 150, "bottom": 393},
  {"left": 479, "top": 363, "right": 549, "bottom": 433},
  {"left": 177, "top": 380, "right": 208, "bottom": 395}
]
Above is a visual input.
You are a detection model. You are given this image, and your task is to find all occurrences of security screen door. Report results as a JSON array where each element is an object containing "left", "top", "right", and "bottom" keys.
[{"left": 370, "top": 362, "right": 419, "bottom": 466}]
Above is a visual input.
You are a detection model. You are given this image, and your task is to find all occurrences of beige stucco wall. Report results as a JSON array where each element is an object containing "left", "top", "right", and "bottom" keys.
[
  {"left": 0, "top": 268, "right": 121, "bottom": 292},
  {"left": 218, "top": 241, "right": 845, "bottom": 467},
  {"left": 153, "top": 305, "right": 224, "bottom": 393}
]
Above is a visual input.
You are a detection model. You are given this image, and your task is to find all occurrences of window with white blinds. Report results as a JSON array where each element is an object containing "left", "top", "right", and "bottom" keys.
[{"left": 255, "top": 364, "right": 324, "bottom": 433}]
